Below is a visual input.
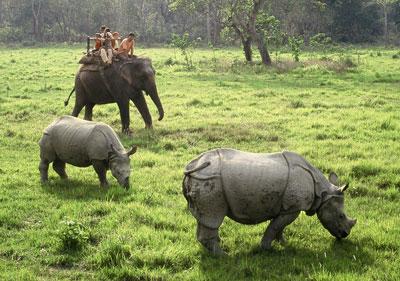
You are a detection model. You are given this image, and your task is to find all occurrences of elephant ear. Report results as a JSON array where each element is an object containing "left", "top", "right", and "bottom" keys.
[{"left": 120, "top": 66, "right": 134, "bottom": 86}]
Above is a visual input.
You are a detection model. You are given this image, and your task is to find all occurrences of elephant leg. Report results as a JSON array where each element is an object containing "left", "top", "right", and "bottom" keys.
[
  {"left": 53, "top": 158, "right": 68, "bottom": 179},
  {"left": 261, "top": 212, "right": 300, "bottom": 250},
  {"left": 117, "top": 101, "right": 131, "bottom": 135},
  {"left": 92, "top": 160, "right": 109, "bottom": 188},
  {"left": 131, "top": 93, "right": 153, "bottom": 129},
  {"left": 196, "top": 222, "right": 226, "bottom": 256},
  {"left": 39, "top": 159, "right": 50, "bottom": 183},
  {"left": 71, "top": 101, "right": 85, "bottom": 117},
  {"left": 84, "top": 103, "right": 95, "bottom": 121}
]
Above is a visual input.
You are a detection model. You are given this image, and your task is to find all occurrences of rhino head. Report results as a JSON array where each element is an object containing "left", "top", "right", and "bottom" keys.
[
  {"left": 316, "top": 172, "right": 357, "bottom": 239},
  {"left": 109, "top": 145, "right": 137, "bottom": 189}
]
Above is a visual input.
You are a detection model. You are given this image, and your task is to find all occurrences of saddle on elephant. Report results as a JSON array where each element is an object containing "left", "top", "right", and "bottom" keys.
[{"left": 78, "top": 55, "right": 137, "bottom": 72}]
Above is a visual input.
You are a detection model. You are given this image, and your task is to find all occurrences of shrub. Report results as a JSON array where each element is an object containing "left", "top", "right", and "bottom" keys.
[
  {"left": 170, "top": 33, "right": 195, "bottom": 70},
  {"left": 340, "top": 56, "right": 356, "bottom": 68},
  {"left": 288, "top": 36, "right": 304, "bottom": 62},
  {"left": 310, "top": 33, "right": 332, "bottom": 53},
  {"left": 58, "top": 219, "right": 89, "bottom": 251},
  {"left": 289, "top": 100, "right": 305, "bottom": 108}
]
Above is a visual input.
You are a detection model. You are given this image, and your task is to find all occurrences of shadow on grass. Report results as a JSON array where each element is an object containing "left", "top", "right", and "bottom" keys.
[
  {"left": 41, "top": 178, "right": 130, "bottom": 202},
  {"left": 199, "top": 237, "right": 373, "bottom": 280}
]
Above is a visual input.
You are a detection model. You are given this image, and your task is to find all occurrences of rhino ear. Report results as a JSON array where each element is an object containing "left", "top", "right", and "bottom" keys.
[
  {"left": 329, "top": 172, "right": 339, "bottom": 186},
  {"left": 126, "top": 145, "right": 137, "bottom": 157},
  {"left": 339, "top": 183, "right": 349, "bottom": 193},
  {"left": 110, "top": 144, "right": 118, "bottom": 153}
]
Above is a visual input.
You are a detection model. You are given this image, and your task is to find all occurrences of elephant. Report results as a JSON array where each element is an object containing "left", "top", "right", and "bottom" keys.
[{"left": 64, "top": 57, "right": 164, "bottom": 135}]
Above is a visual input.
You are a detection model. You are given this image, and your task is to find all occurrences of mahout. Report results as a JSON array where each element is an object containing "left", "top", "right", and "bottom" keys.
[
  {"left": 39, "top": 116, "right": 137, "bottom": 189},
  {"left": 64, "top": 57, "right": 164, "bottom": 135},
  {"left": 183, "top": 148, "right": 357, "bottom": 255}
]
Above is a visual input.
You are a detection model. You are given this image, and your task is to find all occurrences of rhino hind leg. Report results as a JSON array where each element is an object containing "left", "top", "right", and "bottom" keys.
[
  {"left": 196, "top": 222, "right": 226, "bottom": 256},
  {"left": 39, "top": 159, "right": 50, "bottom": 183},
  {"left": 53, "top": 158, "right": 68, "bottom": 179},
  {"left": 261, "top": 211, "right": 300, "bottom": 250},
  {"left": 39, "top": 136, "right": 56, "bottom": 183}
]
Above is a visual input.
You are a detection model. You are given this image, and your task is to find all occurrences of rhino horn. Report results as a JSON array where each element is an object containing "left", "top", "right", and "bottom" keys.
[
  {"left": 126, "top": 145, "right": 137, "bottom": 156},
  {"left": 339, "top": 183, "right": 349, "bottom": 193}
]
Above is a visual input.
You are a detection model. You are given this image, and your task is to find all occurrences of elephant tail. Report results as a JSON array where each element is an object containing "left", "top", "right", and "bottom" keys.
[{"left": 64, "top": 87, "right": 75, "bottom": 107}]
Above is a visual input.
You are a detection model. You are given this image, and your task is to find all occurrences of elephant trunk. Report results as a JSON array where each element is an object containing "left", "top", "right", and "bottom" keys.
[{"left": 147, "top": 81, "right": 164, "bottom": 121}]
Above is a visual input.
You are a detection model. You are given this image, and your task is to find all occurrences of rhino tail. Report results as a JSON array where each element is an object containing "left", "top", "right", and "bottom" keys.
[
  {"left": 184, "top": 161, "right": 211, "bottom": 175},
  {"left": 182, "top": 161, "right": 212, "bottom": 206}
]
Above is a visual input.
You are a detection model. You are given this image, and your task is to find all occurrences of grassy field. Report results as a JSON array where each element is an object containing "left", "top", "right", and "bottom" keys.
[{"left": 0, "top": 44, "right": 399, "bottom": 280}]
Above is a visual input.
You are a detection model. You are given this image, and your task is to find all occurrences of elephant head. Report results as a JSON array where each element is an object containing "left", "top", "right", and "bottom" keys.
[{"left": 120, "top": 58, "right": 164, "bottom": 122}]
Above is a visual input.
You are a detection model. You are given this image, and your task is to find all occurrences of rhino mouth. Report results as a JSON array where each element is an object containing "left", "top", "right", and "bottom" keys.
[{"left": 335, "top": 230, "right": 349, "bottom": 240}]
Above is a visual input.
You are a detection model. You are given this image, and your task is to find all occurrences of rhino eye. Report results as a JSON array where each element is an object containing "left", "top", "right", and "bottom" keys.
[{"left": 339, "top": 214, "right": 345, "bottom": 219}]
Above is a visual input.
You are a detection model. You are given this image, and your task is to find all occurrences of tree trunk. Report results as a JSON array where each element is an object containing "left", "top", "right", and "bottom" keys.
[
  {"left": 206, "top": 3, "right": 212, "bottom": 44},
  {"left": 243, "top": 37, "right": 253, "bottom": 62},
  {"left": 31, "top": 0, "right": 42, "bottom": 41},
  {"left": 255, "top": 34, "right": 271, "bottom": 65},
  {"left": 384, "top": 4, "right": 388, "bottom": 46},
  {"left": 232, "top": 22, "right": 253, "bottom": 62}
]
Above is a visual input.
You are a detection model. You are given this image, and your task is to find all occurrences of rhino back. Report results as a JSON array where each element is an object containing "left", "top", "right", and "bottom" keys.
[
  {"left": 219, "top": 149, "right": 288, "bottom": 224},
  {"left": 45, "top": 116, "right": 97, "bottom": 167},
  {"left": 86, "top": 124, "right": 125, "bottom": 160}
]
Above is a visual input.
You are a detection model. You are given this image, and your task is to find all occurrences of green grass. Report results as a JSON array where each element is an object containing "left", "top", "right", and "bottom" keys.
[{"left": 0, "top": 45, "right": 399, "bottom": 280}]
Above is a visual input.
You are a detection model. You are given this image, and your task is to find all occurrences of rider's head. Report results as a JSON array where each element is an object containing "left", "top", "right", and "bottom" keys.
[{"left": 128, "top": 32, "right": 135, "bottom": 41}]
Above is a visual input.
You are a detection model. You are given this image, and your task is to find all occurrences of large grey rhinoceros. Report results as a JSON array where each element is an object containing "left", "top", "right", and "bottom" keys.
[
  {"left": 182, "top": 148, "right": 357, "bottom": 255},
  {"left": 39, "top": 116, "right": 137, "bottom": 189}
]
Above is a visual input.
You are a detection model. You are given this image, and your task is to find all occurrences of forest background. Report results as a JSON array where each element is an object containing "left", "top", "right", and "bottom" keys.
[{"left": 1, "top": 0, "right": 400, "bottom": 48}]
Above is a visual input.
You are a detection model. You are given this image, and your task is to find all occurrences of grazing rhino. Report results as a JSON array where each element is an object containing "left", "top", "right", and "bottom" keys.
[
  {"left": 39, "top": 116, "right": 137, "bottom": 189},
  {"left": 182, "top": 148, "right": 357, "bottom": 255}
]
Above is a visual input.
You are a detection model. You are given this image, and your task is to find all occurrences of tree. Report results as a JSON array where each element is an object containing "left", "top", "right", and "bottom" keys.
[
  {"left": 31, "top": 0, "right": 43, "bottom": 41},
  {"left": 226, "top": 0, "right": 271, "bottom": 65},
  {"left": 375, "top": 0, "right": 399, "bottom": 45}
]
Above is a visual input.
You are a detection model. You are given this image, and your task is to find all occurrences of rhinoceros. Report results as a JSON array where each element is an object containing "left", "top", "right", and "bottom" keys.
[
  {"left": 39, "top": 116, "right": 137, "bottom": 188},
  {"left": 182, "top": 148, "right": 357, "bottom": 255}
]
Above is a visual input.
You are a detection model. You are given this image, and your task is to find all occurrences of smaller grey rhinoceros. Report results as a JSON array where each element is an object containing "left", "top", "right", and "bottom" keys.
[
  {"left": 182, "top": 148, "right": 357, "bottom": 255},
  {"left": 39, "top": 116, "right": 137, "bottom": 189}
]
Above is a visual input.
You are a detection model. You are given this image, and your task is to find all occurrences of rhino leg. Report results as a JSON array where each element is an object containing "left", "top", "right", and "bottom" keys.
[
  {"left": 53, "top": 158, "right": 68, "bottom": 179},
  {"left": 39, "top": 159, "right": 50, "bottom": 183},
  {"left": 92, "top": 160, "right": 109, "bottom": 188},
  {"left": 196, "top": 222, "right": 226, "bottom": 256},
  {"left": 261, "top": 211, "right": 300, "bottom": 250}
]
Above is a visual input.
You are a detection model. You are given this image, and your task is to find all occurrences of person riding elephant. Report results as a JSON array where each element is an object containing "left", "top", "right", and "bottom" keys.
[{"left": 64, "top": 57, "right": 164, "bottom": 135}]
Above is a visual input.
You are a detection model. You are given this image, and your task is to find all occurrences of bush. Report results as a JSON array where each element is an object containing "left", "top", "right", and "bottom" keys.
[
  {"left": 170, "top": 33, "right": 195, "bottom": 70},
  {"left": 288, "top": 36, "right": 304, "bottom": 62},
  {"left": 0, "top": 27, "right": 24, "bottom": 42},
  {"left": 310, "top": 33, "right": 332, "bottom": 53},
  {"left": 58, "top": 219, "right": 89, "bottom": 251}
]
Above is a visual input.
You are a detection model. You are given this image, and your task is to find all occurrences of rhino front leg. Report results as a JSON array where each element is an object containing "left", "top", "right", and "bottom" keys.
[
  {"left": 261, "top": 212, "right": 300, "bottom": 250},
  {"left": 53, "top": 158, "right": 68, "bottom": 179},
  {"left": 39, "top": 159, "right": 50, "bottom": 183},
  {"left": 92, "top": 160, "right": 109, "bottom": 188},
  {"left": 197, "top": 222, "right": 226, "bottom": 256}
]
